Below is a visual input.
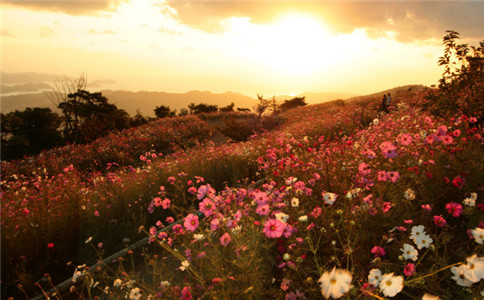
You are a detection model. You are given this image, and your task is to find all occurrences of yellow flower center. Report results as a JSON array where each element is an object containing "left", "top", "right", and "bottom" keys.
[
  {"left": 470, "top": 264, "right": 475, "bottom": 270},
  {"left": 330, "top": 278, "right": 337, "bottom": 285},
  {"left": 386, "top": 280, "right": 392, "bottom": 286}
]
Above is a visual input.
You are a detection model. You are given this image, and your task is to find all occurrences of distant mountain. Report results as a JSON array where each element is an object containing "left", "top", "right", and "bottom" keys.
[
  {"left": 275, "top": 92, "right": 358, "bottom": 104},
  {"left": 1, "top": 82, "right": 51, "bottom": 94},
  {"left": 1, "top": 71, "right": 61, "bottom": 84},
  {"left": 0, "top": 90, "right": 258, "bottom": 117}
]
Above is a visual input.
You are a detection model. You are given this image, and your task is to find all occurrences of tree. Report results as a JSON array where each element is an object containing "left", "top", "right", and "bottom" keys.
[
  {"left": 1, "top": 108, "right": 63, "bottom": 160},
  {"left": 59, "top": 89, "right": 129, "bottom": 143},
  {"left": 154, "top": 105, "right": 176, "bottom": 118},
  {"left": 187, "top": 103, "right": 218, "bottom": 114},
  {"left": 280, "top": 96, "right": 307, "bottom": 111},
  {"left": 131, "top": 109, "right": 149, "bottom": 127},
  {"left": 253, "top": 94, "right": 277, "bottom": 118},
  {"left": 47, "top": 74, "right": 88, "bottom": 137},
  {"left": 220, "top": 102, "right": 235, "bottom": 112},
  {"left": 426, "top": 30, "right": 484, "bottom": 121}
]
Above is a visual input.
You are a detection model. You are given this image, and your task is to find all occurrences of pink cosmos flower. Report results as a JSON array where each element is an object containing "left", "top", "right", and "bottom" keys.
[
  {"left": 166, "top": 216, "right": 174, "bottom": 224},
  {"left": 220, "top": 232, "right": 231, "bottom": 246},
  {"left": 371, "top": 246, "right": 386, "bottom": 257},
  {"left": 281, "top": 278, "right": 291, "bottom": 291},
  {"left": 382, "top": 202, "right": 392, "bottom": 213},
  {"left": 358, "top": 162, "right": 372, "bottom": 176},
  {"left": 256, "top": 204, "right": 270, "bottom": 216},
  {"left": 188, "top": 187, "right": 197, "bottom": 195},
  {"left": 386, "top": 171, "right": 400, "bottom": 183},
  {"left": 371, "top": 246, "right": 386, "bottom": 258},
  {"left": 197, "top": 184, "right": 213, "bottom": 200},
  {"left": 441, "top": 135, "right": 454, "bottom": 145},
  {"left": 263, "top": 219, "right": 286, "bottom": 239},
  {"left": 184, "top": 214, "right": 199, "bottom": 232},
  {"left": 167, "top": 176, "right": 175, "bottom": 184},
  {"left": 161, "top": 198, "right": 171, "bottom": 209},
  {"left": 379, "top": 141, "right": 398, "bottom": 158},
  {"left": 433, "top": 215, "right": 448, "bottom": 227},
  {"left": 211, "top": 218, "right": 221, "bottom": 231},
  {"left": 452, "top": 176, "right": 465, "bottom": 188},
  {"left": 172, "top": 224, "right": 184, "bottom": 234},
  {"left": 377, "top": 171, "right": 387, "bottom": 181},
  {"left": 199, "top": 198, "right": 215, "bottom": 217},
  {"left": 445, "top": 202, "right": 463, "bottom": 217},
  {"left": 404, "top": 263, "right": 416, "bottom": 276},
  {"left": 421, "top": 204, "right": 432, "bottom": 212},
  {"left": 153, "top": 197, "right": 163, "bottom": 207},
  {"left": 398, "top": 133, "right": 413, "bottom": 146},
  {"left": 181, "top": 286, "right": 192, "bottom": 300}
]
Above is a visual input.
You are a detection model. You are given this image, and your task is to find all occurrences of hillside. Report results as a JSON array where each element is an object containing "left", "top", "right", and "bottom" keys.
[{"left": 1, "top": 87, "right": 483, "bottom": 299}]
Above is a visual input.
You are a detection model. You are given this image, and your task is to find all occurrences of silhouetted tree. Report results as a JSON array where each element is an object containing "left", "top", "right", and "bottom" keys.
[
  {"left": 253, "top": 94, "right": 277, "bottom": 118},
  {"left": 59, "top": 89, "right": 129, "bottom": 143},
  {"left": 280, "top": 97, "right": 307, "bottom": 111},
  {"left": 188, "top": 103, "right": 218, "bottom": 114},
  {"left": 178, "top": 108, "right": 189, "bottom": 116},
  {"left": 131, "top": 109, "right": 149, "bottom": 127},
  {"left": 154, "top": 105, "right": 176, "bottom": 118},
  {"left": 425, "top": 30, "right": 484, "bottom": 121},
  {"left": 1, "top": 108, "right": 63, "bottom": 160},
  {"left": 47, "top": 74, "right": 88, "bottom": 137},
  {"left": 220, "top": 102, "right": 235, "bottom": 112}
]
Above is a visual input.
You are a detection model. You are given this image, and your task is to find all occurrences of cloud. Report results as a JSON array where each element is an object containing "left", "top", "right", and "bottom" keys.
[
  {"left": 3, "top": 0, "right": 126, "bottom": 15},
  {"left": 1, "top": 29, "right": 15, "bottom": 37},
  {"left": 89, "top": 29, "right": 117, "bottom": 35},
  {"left": 165, "top": 1, "right": 484, "bottom": 42},
  {"left": 38, "top": 25, "right": 55, "bottom": 38}
]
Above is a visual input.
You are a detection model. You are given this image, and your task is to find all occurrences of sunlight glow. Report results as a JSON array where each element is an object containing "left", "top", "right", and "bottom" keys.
[{"left": 225, "top": 14, "right": 358, "bottom": 75}]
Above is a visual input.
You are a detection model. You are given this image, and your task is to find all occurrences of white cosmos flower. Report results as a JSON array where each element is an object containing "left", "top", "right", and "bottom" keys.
[
  {"left": 180, "top": 260, "right": 190, "bottom": 271},
  {"left": 368, "top": 269, "right": 382, "bottom": 287},
  {"left": 451, "top": 265, "right": 473, "bottom": 287},
  {"left": 414, "top": 233, "right": 433, "bottom": 250},
  {"left": 463, "top": 196, "right": 476, "bottom": 206},
  {"left": 317, "top": 267, "right": 352, "bottom": 299},
  {"left": 275, "top": 212, "right": 290, "bottom": 223},
  {"left": 471, "top": 228, "right": 484, "bottom": 244},
  {"left": 410, "top": 225, "right": 426, "bottom": 241},
  {"left": 422, "top": 293, "right": 441, "bottom": 300},
  {"left": 324, "top": 192, "right": 338, "bottom": 205},
  {"left": 298, "top": 215, "right": 308, "bottom": 222},
  {"left": 194, "top": 233, "right": 205, "bottom": 241},
  {"left": 129, "top": 287, "right": 142, "bottom": 300},
  {"left": 401, "top": 243, "right": 418, "bottom": 261},
  {"left": 403, "top": 188, "right": 416, "bottom": 201},
  {"left": 463, "top": 254, "right": 484, "bottom": 283},
  {"left": 379, "top": 273, "right": 404, "bottom": 297},
  {"left": 291, "top": 197, "right": 299, "bottom": 207}
]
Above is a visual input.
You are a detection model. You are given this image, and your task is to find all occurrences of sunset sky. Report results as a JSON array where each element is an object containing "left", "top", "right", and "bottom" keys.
[{"left": 1, "top": 0, "right": 484, "bottom": 97}]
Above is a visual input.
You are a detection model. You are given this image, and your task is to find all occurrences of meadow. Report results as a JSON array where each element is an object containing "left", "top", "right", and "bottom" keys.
[{"left": 1, "top": 88, "right": 483, "bottom": 299}]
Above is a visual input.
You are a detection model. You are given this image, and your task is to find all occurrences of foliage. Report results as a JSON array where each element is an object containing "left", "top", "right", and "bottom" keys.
[
  {"left": 1, "top": 107, "right": 63, "bottom": 160},
  {"left": 253, "top": 94, "right": 277, "bottom": 118},
  {"left": 279, "top": 96, "right": 307, "bottom": 111},
  {"left": 154, "top": 105, "right": 176, "bottom": 119},
  {"left": 220, "top": 102, "right": 235, "bottom": 112},
  {"left": 188, "top": 103, "right": 219, "bottom": 114},
  {"left": 424, "top": 30, "right": 484, "bottom": 122},
  {"left": 58, "top": 89, "right": 131, "bottom": 143}
]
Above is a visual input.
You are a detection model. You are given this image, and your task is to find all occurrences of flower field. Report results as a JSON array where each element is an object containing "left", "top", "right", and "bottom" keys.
[{"left": 1, "top": 90, "right": 483, "bottom": 299}]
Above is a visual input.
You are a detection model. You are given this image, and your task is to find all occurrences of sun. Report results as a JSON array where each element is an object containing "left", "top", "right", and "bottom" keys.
[{"left": 227, "top": 13, "right": 334, "bottom": 75}]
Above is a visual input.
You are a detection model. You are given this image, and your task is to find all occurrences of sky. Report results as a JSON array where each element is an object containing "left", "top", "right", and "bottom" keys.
[{"left": 1, "top": 0, "right": 484, "bottom": 97}]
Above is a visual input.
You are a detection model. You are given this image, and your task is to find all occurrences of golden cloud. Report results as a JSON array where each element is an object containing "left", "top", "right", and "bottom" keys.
[{"left": 165, "top": 1, "right": 484, "bottom": 42}]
